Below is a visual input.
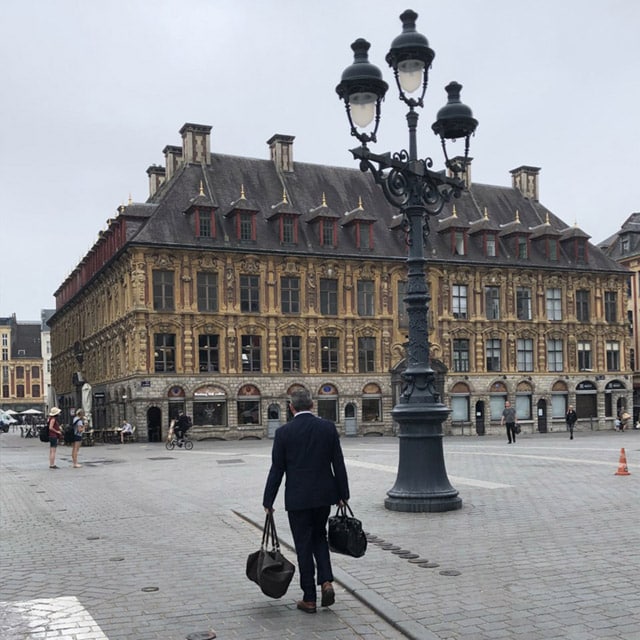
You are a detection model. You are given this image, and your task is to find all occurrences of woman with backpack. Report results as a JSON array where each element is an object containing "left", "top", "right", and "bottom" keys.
[
  {"left": 71, "top": 409, "right": 87, "bottom": 468},
  {"left": 47, "top": 407, "right": 63, "bottom": 469}
]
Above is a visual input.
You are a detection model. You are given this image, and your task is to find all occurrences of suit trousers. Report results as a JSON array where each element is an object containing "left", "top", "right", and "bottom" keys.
[{"left": 287, "top": 505, "right": 333, "bottom": 602}]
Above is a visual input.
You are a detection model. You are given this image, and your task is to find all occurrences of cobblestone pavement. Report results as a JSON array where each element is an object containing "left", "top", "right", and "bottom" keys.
[{"left": 1, "top": 427, "right": 639, "bottom": 640}]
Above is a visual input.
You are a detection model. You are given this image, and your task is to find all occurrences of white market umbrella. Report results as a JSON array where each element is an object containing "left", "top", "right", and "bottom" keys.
[
  {"left": 5, "top": 409, "right": 18, "bottom": 415},
  {"left": 20, "top": 409, "right": 43, "bottom": 415},
  {"left": 82, "top": 382, "right": 92, "bottom": 425}
]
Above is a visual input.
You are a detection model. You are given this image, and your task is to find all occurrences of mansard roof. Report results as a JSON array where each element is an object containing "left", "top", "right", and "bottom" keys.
[
  {"left": 599, "top": 212, "right": 640, "bottom": 261},
  {"left": 54, "top": 124, "right": 628, "bottom": 305}
]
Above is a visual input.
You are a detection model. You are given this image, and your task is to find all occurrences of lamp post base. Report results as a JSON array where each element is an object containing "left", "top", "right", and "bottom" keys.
[{"left": 385, "top": 401, "right": 462, "bottom": 513}]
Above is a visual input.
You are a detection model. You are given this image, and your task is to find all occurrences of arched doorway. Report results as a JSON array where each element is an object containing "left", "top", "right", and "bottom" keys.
[
  {"left": 537, "top": 398, "right": 547, "bottom": 433},
  {"left": 147, "top": 406, "right": 162, "bottom": 442},
  {"left": 475, "top": 400, "right": 485, "bottom": 435}
]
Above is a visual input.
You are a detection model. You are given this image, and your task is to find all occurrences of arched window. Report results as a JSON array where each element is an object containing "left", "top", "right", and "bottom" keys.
[
  {"left": 450, "top": 382, "right": 470, "bottom": 422},
  {"left": 193, "top": 384, "right": 227, "bottom": 426},
  {"left": 489, "top": 381, "right": 508, "bottom": 422},
  {"left": 515, "top": 381, "right": 533, "bottom": 420},
  {"left": 237, "top": 384, "right": 261, "bottom": 425},
  {"left": 362, "top": 383, "right": 382, "bottom": 422},
  {"left": 551, "top": 380, "right": 568, "bottom": 419},
  {"left": 317, "top": 384, "right": 338, "bottom": 422}
]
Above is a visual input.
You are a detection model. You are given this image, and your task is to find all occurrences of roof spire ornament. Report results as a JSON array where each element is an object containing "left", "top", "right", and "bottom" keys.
[
  {"left": 515, "top": 210, "right": 520, "bottom": 223},
  {"left": 282, "top": 189, "right": 288, "bottom": 204},
  {"left": 452, "top": 204, "right": 458, "bottom": 217},
  {"left": 322, "top": 192, "right": 327, "bottom": 206},
  {"left": 240, "top": 184, "right": 246, "bottom": 200},
  {"left": 358, "top": 196, "right": 364, "bottom": 210},
  {"left": 199, "top": 181, "right": 205, "bottom": 197},
  {"left": 484, "top": 207, "right": 489, "bottom": 220}
]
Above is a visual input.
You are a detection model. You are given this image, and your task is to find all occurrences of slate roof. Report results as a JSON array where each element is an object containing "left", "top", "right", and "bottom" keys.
[
  {"left": 115, "top": 150, "right": 626, "bottom": 275},
  {"left": 599, "top": 212, "right": 640, "bottom": 261},
  {"left": 13, "top": 323, "right": 41, "bottom": 358}
]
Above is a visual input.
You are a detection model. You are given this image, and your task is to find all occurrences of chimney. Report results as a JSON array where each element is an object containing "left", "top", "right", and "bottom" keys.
[
  {"left": 447, "top": 155, "right": 472, "bottom": 188},
  {"left": 163, "top": 145, "right": 182, "bottom": 181},
  {"left": 267, "top": 134, "right": 295, "bottom": 173},
  {"left": 510, "top": 165, "right": 540, "bottom": 201},
  {"left": 146, "top": 164, "right": 166, "bottom": 197},
  {"left": 180, "top": 123, "right": 212, "bottom": 165}
]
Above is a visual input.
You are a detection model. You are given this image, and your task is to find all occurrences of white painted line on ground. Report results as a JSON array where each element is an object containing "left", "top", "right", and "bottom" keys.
[
  {"left": 0, "top": 596, "right": 108, "bottom": 639},
  {"left": 345, "top": 459, "right": 511, "bottom": 489}
]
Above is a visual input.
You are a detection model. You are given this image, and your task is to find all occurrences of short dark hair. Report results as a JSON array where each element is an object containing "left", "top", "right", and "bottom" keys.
[{"left": 290, "top": 389, "right": 312, "bottom": 412}]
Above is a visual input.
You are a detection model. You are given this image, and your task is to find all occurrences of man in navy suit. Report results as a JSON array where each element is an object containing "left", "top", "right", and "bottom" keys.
[{"left": 263, "top": 389, "right": 350, "bottom": 613}]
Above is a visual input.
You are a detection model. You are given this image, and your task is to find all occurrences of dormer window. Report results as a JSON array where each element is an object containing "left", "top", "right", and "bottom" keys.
[
  {"left": 342, "top": 197, "right": 376, "bottom": 251},
  {"left": 620, "top": 235, "right": 630, "bottom": 253},
  {"left": 485, "top": 232, "right": 497, "bottom": 257},
  {"left": 239, "top": 212, "right": 255, "bottom": 241},
  {"left": 267, "top": 190, "right": 300, "bottom": 245},
  {"left": 516, "top": 234, "right": 529, "bottom": 259},
  {"left": 575, "top": 238, "right": 587, "bottom": 264},
  {"left": 197, "top": 210, "right": 215, "bottom": 238},
  {"left": 184, "top": 182, "right": 217, "bottom": 239},
  {"left": 547, "top": 238, "right": 558, "bottom": 261},
  {"left": 225, "top": 185, "right": 258, "bottom": 243},
  {"left": 306, "top": 193, "right": 339, "bottom": 248},
  {"left": 280, "top": 215, "right": 297, "bottom": 244},
  {"left": 356, "top": 221, "right": 374, "bottom": 250},
  {"left": 453, "top": 230, "right": 466, "bottom": 255},
  {"left": 321, "top": 219, "right": 337, "bottom": 247}
]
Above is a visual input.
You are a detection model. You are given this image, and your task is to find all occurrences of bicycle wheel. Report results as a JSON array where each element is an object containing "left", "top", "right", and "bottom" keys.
[
  {"left": 184, "top": 440, "right": 193, "bottom": 450},
  {"left": 165, "top": 439, "right": 175, "bottom": 450}
]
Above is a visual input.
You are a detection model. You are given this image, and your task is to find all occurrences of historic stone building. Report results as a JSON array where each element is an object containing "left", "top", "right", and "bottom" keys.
[
  {"left": 599, "top": 212, "right": 640, "bottom": 423},
  {"left": 48, "top": 123, "right": 632, "bottom": 441},
  {"left": 0, "top": 314, "right": 46, "bottom": 415}
]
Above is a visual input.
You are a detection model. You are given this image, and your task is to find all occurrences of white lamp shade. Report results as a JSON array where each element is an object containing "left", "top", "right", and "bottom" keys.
[
  {"left": 349, "top": 92, "right": 377, "bottom": 128},
  {"left": 397, "top": 59, "right": 425, "bottom": 94}
]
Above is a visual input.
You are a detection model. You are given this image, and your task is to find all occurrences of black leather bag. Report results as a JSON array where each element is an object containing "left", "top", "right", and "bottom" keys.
[
  {"left": 328, "top": 503, "right": 367, "bottom": 558},
  {"left": 246, "top": 512, "right": 295, "bottom": 599}
]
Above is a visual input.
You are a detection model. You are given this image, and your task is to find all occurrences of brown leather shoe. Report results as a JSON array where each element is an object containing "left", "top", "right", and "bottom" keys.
[
  {"left": 321, "top": 581, "right": 335, "bottom": 607},
  {"left": 296, "top": 600, "right": 317, "bottom": 614}
]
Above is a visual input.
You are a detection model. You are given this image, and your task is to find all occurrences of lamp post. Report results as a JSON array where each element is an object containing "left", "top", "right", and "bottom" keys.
[{"left": 337, "top": 9, "right": 477, "bottom": 512}]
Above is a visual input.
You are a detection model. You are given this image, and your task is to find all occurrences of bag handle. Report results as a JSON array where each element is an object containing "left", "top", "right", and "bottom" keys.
[
  {"left": 262, "top": 511, "right": 282, "bottom": 551},
  {"left": 334, "top": 502, "right": 355, "bottom": 518}
]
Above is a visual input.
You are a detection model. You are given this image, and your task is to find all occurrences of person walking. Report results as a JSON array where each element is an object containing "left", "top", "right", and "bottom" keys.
[
  {"left": 71, "top": 409, "right": 87, "bottom": 468},
  {"left": 566, "top": 405, "right": 577, "bottom": 440},
  {"left": 501, "top": 400, "right": 517, "bottom": 444},
  {"left": 47, "top": 407, "right": 63, "bottom": 469},
  {"left": 262, "top": 389, "right": 350, "bottom": 614}
]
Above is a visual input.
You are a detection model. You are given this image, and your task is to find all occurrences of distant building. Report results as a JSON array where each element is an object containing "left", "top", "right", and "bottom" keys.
[
  {"left": 0, "top": 313, "right": 48, "bottom": 415},
  {"left": 599, "top": 212, "right": 640, "bottom": 423},
  {"left": 48, "top": 123, "right": 632, "bottom": 441}
]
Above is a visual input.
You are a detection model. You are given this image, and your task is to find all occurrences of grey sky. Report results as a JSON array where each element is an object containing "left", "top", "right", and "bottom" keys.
[{"left": 1, "top": 0, "right": 638, "bottom": 321}]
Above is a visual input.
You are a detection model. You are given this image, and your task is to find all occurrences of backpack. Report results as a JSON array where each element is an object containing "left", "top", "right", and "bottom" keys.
[
  {"left": 64, "top": 419, "right": 77, "bottom": 445},
  {"left": 39, "top": 423, "right": 50, "bottom": 442}
]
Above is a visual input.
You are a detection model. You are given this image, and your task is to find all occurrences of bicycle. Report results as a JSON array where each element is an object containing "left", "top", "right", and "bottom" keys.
[{"left": 165, "top": 433, "right": 193, "bottom": 450}]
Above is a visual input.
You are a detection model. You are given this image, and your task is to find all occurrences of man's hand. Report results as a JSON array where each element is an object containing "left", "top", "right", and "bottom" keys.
[{"left": 264, "top": 507, "right": 274, "bottom": 513}]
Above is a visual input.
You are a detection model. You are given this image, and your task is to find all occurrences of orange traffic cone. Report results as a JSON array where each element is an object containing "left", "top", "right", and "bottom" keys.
[{"left": 614, "top": 448, "right": 630, "bottom": 476}]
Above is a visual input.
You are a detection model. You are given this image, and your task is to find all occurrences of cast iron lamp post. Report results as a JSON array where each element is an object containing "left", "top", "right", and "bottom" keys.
[{"left": 336, "top": 9, "right": 478, "bottom": 512}]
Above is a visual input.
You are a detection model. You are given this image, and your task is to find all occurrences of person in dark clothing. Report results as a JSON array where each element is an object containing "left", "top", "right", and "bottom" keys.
[
  {"left": 566, "top": 405, "right": 577, "bottom": 440},
  {"left": 501, "top": 400, "right": 517, "bottom": 444},
  {"left": 263, "top": 389, "right": 350, "bottom": 614},
  {"left": 174, "top": 412, "right": 192, "bottom": 445}
]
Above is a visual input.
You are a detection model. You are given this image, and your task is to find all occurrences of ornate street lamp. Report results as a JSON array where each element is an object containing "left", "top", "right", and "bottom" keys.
[{"left": 337, "top": 9, "right": 477, "bottom": 512}]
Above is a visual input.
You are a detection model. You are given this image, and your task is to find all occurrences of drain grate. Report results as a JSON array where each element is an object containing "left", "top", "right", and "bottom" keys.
[{"left": 217, "top": 459, "right": 244, "bottom": 464}]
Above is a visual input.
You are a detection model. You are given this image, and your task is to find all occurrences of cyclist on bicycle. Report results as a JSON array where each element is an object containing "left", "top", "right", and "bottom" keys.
[{"left": 174, "top": 412, "right": 192, "bottom": 447}]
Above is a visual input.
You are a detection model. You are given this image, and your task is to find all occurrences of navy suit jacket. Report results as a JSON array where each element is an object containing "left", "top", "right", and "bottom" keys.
[{"left": 262, "top": 412, "right": 350, "bottom": 512}]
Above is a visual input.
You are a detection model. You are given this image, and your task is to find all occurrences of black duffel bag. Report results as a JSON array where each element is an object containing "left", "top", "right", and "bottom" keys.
[
  {"left": 246, "top": 512, "right": 295, "bottom": 599},
  {"left": 328, "top": 503, "right": 367, "bottom": 558}
]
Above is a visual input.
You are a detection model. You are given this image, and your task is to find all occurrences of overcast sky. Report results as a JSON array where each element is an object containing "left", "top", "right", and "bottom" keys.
[{"left": 1, "top": 0, "right": 638, "bottom": 321}]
